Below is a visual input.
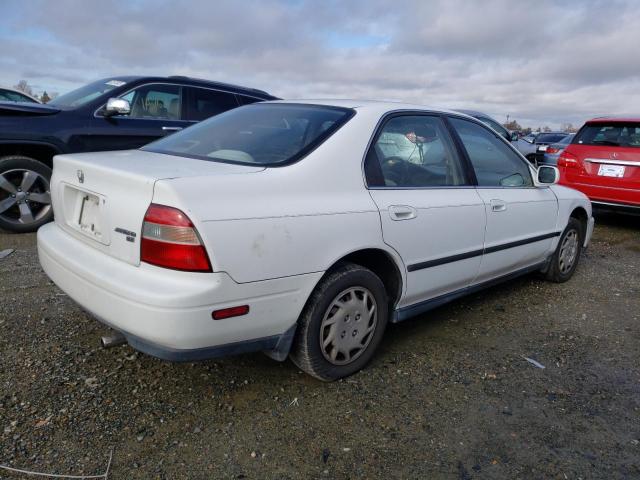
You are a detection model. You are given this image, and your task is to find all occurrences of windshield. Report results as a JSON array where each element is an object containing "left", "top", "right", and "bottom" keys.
[
  {"left": 143, "top": 103, "right": 355, "bottom": 166},
  {"left": 48, "top": 79, "right": 128, "bottom": 108},
  {"left": 536, "top": 133, "right": 567, "bottom": 144},
  {"left": 575, "top": 123, "right": 640, "bottom": 147}
]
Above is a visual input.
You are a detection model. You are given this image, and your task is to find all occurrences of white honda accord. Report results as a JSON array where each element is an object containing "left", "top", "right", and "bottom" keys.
[{"left": 37, "top": 100, "right": 594, "bottom": 380}]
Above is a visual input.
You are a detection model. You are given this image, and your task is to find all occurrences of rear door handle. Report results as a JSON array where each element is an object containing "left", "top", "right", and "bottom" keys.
[
  {"left": 162, "top": 126, "right": 183, "bottom": 132},
  {"left": 389, "top": 205, "right": 417, "bottom": 221},
  {"left": 490, "top": 199, "right": 507, "bottom": 212}
]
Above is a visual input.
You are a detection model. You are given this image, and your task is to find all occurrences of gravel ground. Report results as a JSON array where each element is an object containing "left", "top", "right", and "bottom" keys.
[{"left": 0, "top": 210, "right": 639, "bottom": 479}]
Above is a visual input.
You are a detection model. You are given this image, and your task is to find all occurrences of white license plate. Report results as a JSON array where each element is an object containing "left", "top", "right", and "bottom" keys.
[
  {"left": 598, "top": 164, "right": 625, "bottom": 178},
  {"left": 78, "top": 192, "right": 103, "bottom": 238}
]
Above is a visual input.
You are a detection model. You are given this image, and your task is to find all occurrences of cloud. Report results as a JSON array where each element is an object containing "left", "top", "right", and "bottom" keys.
[{"left": 1, "top": 0, "right": 639, "bottom": 128}]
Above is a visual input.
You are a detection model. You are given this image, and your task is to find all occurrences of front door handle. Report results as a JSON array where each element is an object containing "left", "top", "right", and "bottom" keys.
[
  {"left": 389, "top": 205, "right": 417, "bottom": 221},
  {"left": 162, "top": 126, "right": 183, "bottom": 132},
  {"left": 490, "top": 199, "right": 507, "bottom": 212}
]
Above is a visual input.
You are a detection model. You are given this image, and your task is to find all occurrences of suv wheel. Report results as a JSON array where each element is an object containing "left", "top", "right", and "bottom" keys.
[
  {"left": 0, "top": 156, "right": 53, "bottom": 233},
  {"left": 290, "top": 263, "right": 389, "bottom": 381},
  {"left": 544, "top": 217, "right": 583, "bottom": 283}
]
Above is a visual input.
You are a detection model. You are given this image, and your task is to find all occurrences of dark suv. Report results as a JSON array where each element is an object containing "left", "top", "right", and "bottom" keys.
[{"left": 0, "top": 76, "right": 277, "bottom": 232}]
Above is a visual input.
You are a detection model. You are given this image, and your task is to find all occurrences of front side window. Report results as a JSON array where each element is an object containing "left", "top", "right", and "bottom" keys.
[
  {"left": 575, "top": 123, "right": 640, "bottom": 147},
  {"left": 364, "top": 115, "right": 467, "bottom": 188},
  {"left": 121, "top": 84, "right": 182, "bottom": 120},
  {"left": 143, "top": 103, "right": 353, "bottom": 166},
  {"left": 449, "top": 117, "right": 533, "bottom": 187},
  {"left": 186, "top": 87, "right": 238, "bottom": 121}
]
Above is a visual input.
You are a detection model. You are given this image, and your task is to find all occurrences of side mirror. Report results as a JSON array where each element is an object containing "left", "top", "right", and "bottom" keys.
[
  {"left": 510, "top": 131, "right": 519, "bottom": 142},
  {"left": 537, "top": 165, "right": 559, "bottom": 185},
  {"left": 103, "top": 98, "right": 131, "bottom": 117}
]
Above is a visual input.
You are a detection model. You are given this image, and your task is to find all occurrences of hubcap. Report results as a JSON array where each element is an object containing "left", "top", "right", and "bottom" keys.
[
  {"left": 558, "top": 229, "right": 579, "bottom": 274},
  {"left": 319, "top": 286, "right": 377, "bottom": 366},
  {"left": 0, "top": 169, "right": 51, "bottom": 226}
]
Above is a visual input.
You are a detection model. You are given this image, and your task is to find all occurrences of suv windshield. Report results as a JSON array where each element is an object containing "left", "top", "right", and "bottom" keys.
[
  {"left": 143, "top": 103, "right": 355, "bottom": 166},
  {"left": 575, "top": 123, "right": 640, "bottom": 147},
  {"left": 48, "top": 79, "right": 127, "bottom": 108}
]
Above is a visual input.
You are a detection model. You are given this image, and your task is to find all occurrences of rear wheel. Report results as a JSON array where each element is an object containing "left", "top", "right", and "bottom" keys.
[
  {"left": 289, "top": 263, "right": 388, "bottom": 381},
  {"left": 0, "top": 156, "right": 52, "bottom": 233},
  {"left": 544, "top": 217, "right": 583, "bottom": 283}
]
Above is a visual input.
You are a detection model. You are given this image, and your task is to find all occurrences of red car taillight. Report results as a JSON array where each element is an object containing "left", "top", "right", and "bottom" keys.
[
  {"left": 141, "top": 204, "right": 212, "bottom": 272},
  {"left": 546, "top": 146, "right": 560, "bottom": 154},
  {"left": 557, "top": 150, "right": 579, "bottom": 168}
]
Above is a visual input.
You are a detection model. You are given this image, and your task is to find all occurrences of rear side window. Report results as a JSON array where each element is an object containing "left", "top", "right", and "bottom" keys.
[
  {"left": 143, "top": 103, "right": 354, "bottom": 166},
  {"left": 186, "top": 87, "right": 238, "bottom": 121},
  {"left": 364, "top": 115, "right": 467, "bottom": 188},
  {"left": 575, "top": 123, "right": 640, "bottom": 147},
  {"left": 449, "top": 117, "right": 533, "bottom": 187}
]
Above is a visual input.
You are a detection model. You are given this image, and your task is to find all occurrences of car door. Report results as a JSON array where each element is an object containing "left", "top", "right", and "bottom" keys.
[
  {"left": 364, "top": 114, "right": 486, "bottom": 308},
  {"left": 447, "top": 116, "right": 559, "bottom": 283},
  {"left": 83, "top": 83, "right": 192, "bottom": 152}
]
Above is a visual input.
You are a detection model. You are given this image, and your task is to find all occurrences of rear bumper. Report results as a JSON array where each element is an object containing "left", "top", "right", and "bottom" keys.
[
  {"left": 37, "top": 223, "right": 322, "bottom": 359},
  {"left": 585, "top": 216, "right": 595, "bottom": 247}
]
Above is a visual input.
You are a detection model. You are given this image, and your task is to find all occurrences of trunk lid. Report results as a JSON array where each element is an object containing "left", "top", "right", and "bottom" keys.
[{"left": 51, "top": 149, "right": 264, "bottom": 265}]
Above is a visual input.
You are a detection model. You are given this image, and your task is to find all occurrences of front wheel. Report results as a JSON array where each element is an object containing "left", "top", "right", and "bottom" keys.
[
  {"left": 0, "top": 156, "right": 53, "bottom": 233},
  {"left": 544, "top": 217, "right": 583, "bottom": 283},
  {"left": 289, "top": 263, "right": 389, "bottom": 381}
]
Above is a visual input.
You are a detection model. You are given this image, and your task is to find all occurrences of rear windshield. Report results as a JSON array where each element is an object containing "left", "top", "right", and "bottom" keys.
[
  {"left": 143, "top": 103, "right": 355, "bottom": 166},
  {"left": 536, "top": 133, "right": 567, "bottom": 143},
  {"left": 575, "top": 123, "right": 640, "bottom": 148}
]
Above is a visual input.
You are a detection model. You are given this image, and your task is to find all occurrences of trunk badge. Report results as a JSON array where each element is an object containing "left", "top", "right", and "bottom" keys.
[
  {"left": 77, "top": 170, "right": 85, "bottom": 183},
  {"left": 610, "top": 152, "right": 618, "bottom": 159}
]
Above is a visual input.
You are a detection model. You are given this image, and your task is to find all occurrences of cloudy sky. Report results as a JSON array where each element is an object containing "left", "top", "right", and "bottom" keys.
[{"left": 1, "top": 0, "right": 639, "bottom": 129}]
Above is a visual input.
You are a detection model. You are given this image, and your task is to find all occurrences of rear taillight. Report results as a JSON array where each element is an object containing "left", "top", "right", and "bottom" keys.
[
  {"left": 557, "top": 150, "right": 579, "bottom": 168},
  {"left": 546, "top": 146, "right": 560, "bottom": 154},
  {"left": 141, "top": 204, "right": 212, "bottom": 272}
]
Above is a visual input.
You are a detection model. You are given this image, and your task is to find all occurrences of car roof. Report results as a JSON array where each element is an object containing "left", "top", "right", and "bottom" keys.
[
  {"left": 106, "top": 75, "right": 277, "bottom": 99},
  {"left": 267, "top": 99, "right": 474, "bottom": 117},
  {"left": 587, "top": 116, "right": 640, "bottom": 123}
]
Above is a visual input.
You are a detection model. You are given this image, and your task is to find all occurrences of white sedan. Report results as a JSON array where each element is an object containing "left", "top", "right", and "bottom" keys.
[{"left": 37, "top": 100, "right": 594, "bottom": 381}]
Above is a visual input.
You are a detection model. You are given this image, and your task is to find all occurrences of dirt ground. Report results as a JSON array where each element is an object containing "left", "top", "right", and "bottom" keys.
[{"left": 0, "top": 210, "right": 638, "bottom": 479}]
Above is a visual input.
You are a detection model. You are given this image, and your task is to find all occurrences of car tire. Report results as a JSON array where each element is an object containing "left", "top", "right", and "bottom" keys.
[
  {"left": 0, "top": 155, "right": 53, "bottom": 233},
  {"left": 544, "top": 217, "right": 583, "bottom": 283},
  {"left": 289, "top": 263, "right": 389, "bottom": 381}
]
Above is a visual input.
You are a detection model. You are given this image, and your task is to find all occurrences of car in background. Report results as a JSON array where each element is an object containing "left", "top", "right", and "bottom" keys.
[
  {"left": 558, "top": 117, "right": 640, "bottom": 211},
  {"left": 0, "top": 75, "right": 277, "bottom": 232},
  {"left": 536, "top": 133, "right": 575, "bottom": 166},
  {"left": 38, "top": 101, "right": 593, "bottom": 381},
  {"left": 517, "top": 131, "right": 569, "bottom": 166},
  {"left": 0, "top": 87, "right": 41, "bottom": 104}
]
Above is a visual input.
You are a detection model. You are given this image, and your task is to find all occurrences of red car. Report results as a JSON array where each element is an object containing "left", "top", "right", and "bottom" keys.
[{"left": 558, "top": 117, "right": 640, "bottom": 211}]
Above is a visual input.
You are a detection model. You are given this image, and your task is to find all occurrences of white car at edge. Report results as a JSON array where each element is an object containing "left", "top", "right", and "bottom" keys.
[{"left": 37, "top": 100, "right": 595, "bottom": 381}]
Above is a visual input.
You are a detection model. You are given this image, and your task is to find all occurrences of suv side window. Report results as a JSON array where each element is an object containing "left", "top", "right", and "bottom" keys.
[
  {"left": 364, "top": 115, "right": 467, "bottom": 188},
  {"left": 186, "top": 87, "right": 238, "bottom": 121},
  {"left": 121, "top": 84, "right": 182, "bottom": 120},
  {"left": 448, "top": 117, "right": 533, "bottom": 187}
]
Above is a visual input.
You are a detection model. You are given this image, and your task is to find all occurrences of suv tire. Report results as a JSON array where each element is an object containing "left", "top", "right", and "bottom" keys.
[{"left": 0, "top": 155, "right": 53, "bottom": 233}]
